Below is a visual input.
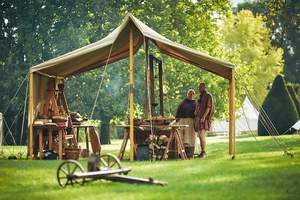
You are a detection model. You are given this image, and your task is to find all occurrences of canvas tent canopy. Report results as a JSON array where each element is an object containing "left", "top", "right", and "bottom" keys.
[
  {"left": 30, "top": 14, "right": 234, "bottom": 78},
  {"left": 28, "top": 13, "right": 236, "bottom": 159}
]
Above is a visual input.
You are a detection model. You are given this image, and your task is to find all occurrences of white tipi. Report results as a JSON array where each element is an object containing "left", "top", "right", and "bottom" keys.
[{"left": 211, "top": 96, "right": 259, "bottom": 135}]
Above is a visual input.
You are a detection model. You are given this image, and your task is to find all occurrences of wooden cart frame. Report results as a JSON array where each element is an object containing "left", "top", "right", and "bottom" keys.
[{"left": 56, "top": 154, "right": 167, "bottom": 187}]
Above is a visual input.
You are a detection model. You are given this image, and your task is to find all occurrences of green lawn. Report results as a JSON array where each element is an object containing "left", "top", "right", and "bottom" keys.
[{"left": 0, "top": 134, "right": 300, "bottom": 200}]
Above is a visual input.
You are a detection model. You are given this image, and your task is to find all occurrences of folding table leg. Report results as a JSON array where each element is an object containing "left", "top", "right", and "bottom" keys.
[
  {"left": 38, "top": 129, "right": 43, "bottom": 160},
  {"left": 174, "top": 129, "right": 188, "bottom": 160},
  {"left": 58, "top": 130, "right": 63, "bottom": 160},
  {"left": 163, "top": 131, "right": 175, "bottom": 160},
  {"left": 118, "top": 130, "right": 129, "bottom": 160},
  {"left": 48, "top": 128, "right": 52, "bottom": 150}
]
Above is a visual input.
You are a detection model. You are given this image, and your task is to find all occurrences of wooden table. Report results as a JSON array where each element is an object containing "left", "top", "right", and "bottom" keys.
[
  {"left": 116, "top": 124, "right": 189, "bottom": 160},
  {"left": 33, "top": 123, "right": 65, "bottom": 160},
  {"left": 72, "top": 124, "right": 94, "bottom": 157},
  {"left": 33, "top": 123, "right": 94, "bottom": 160}
]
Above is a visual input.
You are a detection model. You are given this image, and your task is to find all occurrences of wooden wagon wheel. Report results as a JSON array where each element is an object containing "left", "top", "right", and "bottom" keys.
[
  {"left": 57, "top": 160, "right": 85, "bottom": 188},
  {"left": 100, "top": 153, "right": 124, "bottom": 173}
]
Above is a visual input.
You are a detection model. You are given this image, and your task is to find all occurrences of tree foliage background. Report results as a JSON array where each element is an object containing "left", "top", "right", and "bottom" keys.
[
  {"left": 237, "top": 0, "right": 300, "bottom": 84},
  {"left": 0, "top": 0, "right": 291, "bottom": 144}
]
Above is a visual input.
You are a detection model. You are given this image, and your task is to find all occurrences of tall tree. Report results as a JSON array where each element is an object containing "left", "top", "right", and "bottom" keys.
[
  {"left": 220, "top": 10, "right": 283, "bottom": 106},
  {"left": 0, "top": 0, "right": 123, "bottom": 144},
  {"left": 237, "top": 0, "right": 300, "bottom": 83}
]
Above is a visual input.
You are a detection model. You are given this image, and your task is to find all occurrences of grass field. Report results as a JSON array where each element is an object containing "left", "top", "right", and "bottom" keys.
[{"left": 0, "top": 134, "right": 299, "bottom": 200}]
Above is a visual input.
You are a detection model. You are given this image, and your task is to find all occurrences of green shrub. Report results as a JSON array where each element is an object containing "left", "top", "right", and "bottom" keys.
[{"left": 258, "top": 75, "right": 299, "bottom": 136}]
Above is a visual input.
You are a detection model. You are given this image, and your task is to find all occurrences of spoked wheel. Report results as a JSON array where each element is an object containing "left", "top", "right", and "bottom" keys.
[
  {"left": 100, "top": 153, "right": 123, "bottom": 173},
  {"left": 57, "top": 160, "right": 85, "bottom": 188}
]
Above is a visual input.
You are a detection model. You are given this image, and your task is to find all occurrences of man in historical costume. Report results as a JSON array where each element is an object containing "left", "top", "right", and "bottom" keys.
[
  {"left": 175, "top": 89, "right": 196, "bottom": 158},
  {"left": 195, "top": 83, "right": 214, "bottom": 158}
]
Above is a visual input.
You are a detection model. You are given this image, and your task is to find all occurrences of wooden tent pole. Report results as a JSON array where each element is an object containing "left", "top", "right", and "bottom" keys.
[
  {"left": 158, "top": 60, "right": 164, "bottom": 116},
  {"left": 149, "top": 55, "right": 155, "bottom": 116},
  {"left": 28, "top": 72, "right": 34, "bottom": 159},
  {"left": 144, "top": 37, "right": 149, "bottom": 118},
  {"left": 229, "top": 69, "right": 236, "bottom": 156},
  {"left": 129, "top": 28, "right": 135, "bottom": 161}
]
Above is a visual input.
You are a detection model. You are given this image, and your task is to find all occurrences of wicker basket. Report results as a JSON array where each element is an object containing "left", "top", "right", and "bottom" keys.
[{"left": 65, "top": 148, "right": 80, "bottom": 160}]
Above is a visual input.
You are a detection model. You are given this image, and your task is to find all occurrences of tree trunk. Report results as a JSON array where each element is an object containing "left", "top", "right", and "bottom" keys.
[{"left": 100, "top": 119, "right": 111, "bottom": 144}]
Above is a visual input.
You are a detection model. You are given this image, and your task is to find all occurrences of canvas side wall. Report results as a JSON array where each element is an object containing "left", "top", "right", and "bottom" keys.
[{"left": 27, "top": 72, "right": 57, "bottom": 159}]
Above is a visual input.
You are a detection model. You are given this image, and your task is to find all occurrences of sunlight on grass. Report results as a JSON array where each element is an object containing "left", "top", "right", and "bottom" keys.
[{"left": 0, "top": 134, "right": 299, "bottom": 200}]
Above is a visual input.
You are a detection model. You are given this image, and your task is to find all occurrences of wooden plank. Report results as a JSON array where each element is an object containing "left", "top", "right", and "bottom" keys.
[
  {"left": 158, "top": 61, "right": 164, "bottom": 116},
  {"left": 118, "top": 130, "right": 129, "bottom": 160},
  {"left": 129, "top": 28, "right": 135, "bottom": 161},
  {"left": 101, "top": 174, "right": 167, "bottom": 186},
  {"left": 28, "top": 72, "right": 34, "bottom": 159},
  {"left": 89, "top": 126, "right": 101, "bottom": 155},
  {"left": 149, "top": 55, "right": 155, "bottom": 116},
  {"left": 76, "top": 127, "right": 79, "bottom": 143},
  {"left": 73, "top": 167, "right": 132, "bottom": 179},
  {"left": 229, "top": 70, "right": 236, "bottom": 156},
  {"left": 144, "top": 37, "right": 149, "bottom": 118},
  {"left": 85, "top": 127, "right": 89, "bottom": 155}
]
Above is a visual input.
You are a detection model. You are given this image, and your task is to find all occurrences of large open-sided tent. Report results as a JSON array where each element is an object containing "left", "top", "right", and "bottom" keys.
[{"left": 28, "top": 13, "right": 236, "bottom": 160}]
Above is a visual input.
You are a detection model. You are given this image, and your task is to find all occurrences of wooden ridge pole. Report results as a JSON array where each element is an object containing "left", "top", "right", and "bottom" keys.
[
  {"left": 28, "top": 72, "right": 34, "bottom": 159},
  {"left": 229, "top": 69, "right": 236, "bottom": 156},
  {"left": 129, "top": 28, "right": 135, "bottom": 161}
]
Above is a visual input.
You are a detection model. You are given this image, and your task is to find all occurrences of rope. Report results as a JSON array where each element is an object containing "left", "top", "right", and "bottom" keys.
[
  {"left": 144, "top": 37, "right": 155, "bottom": 160},
  {"left": 3, "top": 118, "right": 17, "bottom": 147},
  {"left": 19, "top": 77, "right": 28, "bottom": 155},
  {"left": 244, "top": 88, "right": 293, "bottom": 156},
  {"left": 3, "top": 74, "right": 28, "bottom": 115},
  {"left": 0, "top": 107, "right": 22, "bottom": 156},
  {"left": 90, "top": 43, "right": 114, "bottom": 119},
  {"left": 234, "top": 72, "right": 293, "bottom": 156},
  {"left": 246, "top": 90, "right": 287, "bottom": 144},
  {"left": 241, "top": 97, "right": 261, "bottom": 142},
  {"left": 1, "top": 103, "right": 24, "bottom": 151}
]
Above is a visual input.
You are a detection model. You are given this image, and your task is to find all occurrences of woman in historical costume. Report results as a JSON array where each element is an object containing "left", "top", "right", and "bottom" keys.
[{"left": 175, "top": 89, "right": 196, "bottom": 158}]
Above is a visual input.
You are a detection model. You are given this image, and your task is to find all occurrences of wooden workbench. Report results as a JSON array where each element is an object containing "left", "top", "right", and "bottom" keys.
[
  {"left": 116, "top": 124, "right": 189, "bottom": 161},
  {"left": 33, "top": 123, "right": 66, "bottom": 160},
  {"left": 33, "top": 123, "right": 95, "bottom": 160}
]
